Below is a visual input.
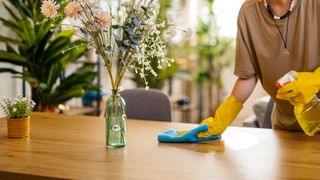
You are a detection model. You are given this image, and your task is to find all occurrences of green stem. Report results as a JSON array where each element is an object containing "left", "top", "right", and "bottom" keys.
[
  {"left": 115, "top": 51, "right": 129, "bottom": 87},
  {"left": 78, "top": 4, "right": 116, "bottom": 89},
  {"left": 90, "top": 31, "right": 116, "bottom": 89},
  {"left": 101, "top": 52, "right": 116, "bottom": 89},
  {"left": 116, "top": 52, "right": 132, "bottom": 89}
]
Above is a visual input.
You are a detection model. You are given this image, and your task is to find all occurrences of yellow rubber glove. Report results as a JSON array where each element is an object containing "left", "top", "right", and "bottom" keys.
[
  {"left": 276, "top": 67, "right": 320, "bottom": 106},
  {"left": 294, "top": 104, "right": 320, "bottom": 136},
  {"left": 197, "top": 95, "right": 243, "bottom": 138},
  {"left": 276, "top": 68, "right": 320, "bottom": 136},
  {"left": 177, "top": 95, "right": 243, "bottom": 137}
]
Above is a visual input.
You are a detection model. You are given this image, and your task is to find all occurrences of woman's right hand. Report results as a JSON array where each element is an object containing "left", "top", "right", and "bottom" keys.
[{"left": 197, "top": 95, "right": 243, "bottom": 138}]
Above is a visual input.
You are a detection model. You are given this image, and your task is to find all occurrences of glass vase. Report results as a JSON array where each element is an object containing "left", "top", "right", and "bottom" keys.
[{"left": 105, "top": 89, "right": 126, "bottom": 148}]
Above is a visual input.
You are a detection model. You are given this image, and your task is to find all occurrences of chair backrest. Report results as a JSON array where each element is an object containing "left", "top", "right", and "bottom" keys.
[
  {"left": 120, "top": 89, "right": 172, "bottom": 122},
  {"left": 262, "top": 98, "right": 274, "bottom": 129}
]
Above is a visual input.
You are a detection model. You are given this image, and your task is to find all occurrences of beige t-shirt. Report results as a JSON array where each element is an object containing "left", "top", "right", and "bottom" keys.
[{"left": 234, "top": 0, "right": 320, "bottom": 131}]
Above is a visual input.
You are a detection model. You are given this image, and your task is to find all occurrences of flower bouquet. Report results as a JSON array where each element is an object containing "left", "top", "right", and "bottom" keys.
[
  {"left": 0, "top": 96, "right": 35, "bottom": 138},
  {"left": 40, "top": 0, "right": 173, "bottom": 147}
]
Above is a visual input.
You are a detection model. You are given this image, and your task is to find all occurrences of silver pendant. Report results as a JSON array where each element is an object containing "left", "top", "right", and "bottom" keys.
[{"left": 283, "top": 48, "right": 290, "bottom": 55}]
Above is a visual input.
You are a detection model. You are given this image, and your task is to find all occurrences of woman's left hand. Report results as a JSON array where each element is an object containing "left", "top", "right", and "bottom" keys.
[{"left": 276, "top": 69, "right": 320, "bottom": 106}]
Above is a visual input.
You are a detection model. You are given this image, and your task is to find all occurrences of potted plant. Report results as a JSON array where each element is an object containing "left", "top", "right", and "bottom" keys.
[
  {"left": 0, "top": 96, "right": 35, "bottom": 138},
  {"left": 0, "top": 0, "right": 98, "bottom": 111}
]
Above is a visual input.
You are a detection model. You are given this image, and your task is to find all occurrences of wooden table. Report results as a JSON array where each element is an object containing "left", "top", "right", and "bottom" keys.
[{"left": 0, "top": 113, "right": 319, "bottom": 180}]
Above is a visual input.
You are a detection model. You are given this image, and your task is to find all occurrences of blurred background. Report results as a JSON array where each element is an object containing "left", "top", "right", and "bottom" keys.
[{"left": 0, "top": 0, "right": 267, "bottom": 126}]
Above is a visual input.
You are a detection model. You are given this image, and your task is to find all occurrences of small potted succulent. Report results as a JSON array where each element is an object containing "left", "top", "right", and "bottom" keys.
[{"left": 0, "top": 96, "right": 35, "bottom": 138}]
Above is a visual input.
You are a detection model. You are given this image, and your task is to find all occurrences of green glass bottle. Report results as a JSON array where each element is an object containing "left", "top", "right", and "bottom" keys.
[{"left": 105, "top": 89, "right": 126, "bottom": 148}]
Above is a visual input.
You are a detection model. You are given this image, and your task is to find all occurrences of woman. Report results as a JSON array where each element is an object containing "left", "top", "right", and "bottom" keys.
[{"left": 196, "top": 0, "right": 320, "bottom": 137}]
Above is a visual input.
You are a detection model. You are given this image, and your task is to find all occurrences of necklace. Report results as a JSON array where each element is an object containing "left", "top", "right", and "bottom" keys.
[
  {"left": 263, "top": 0, "right": 296, "bottom": 20},
  {"left": 264, "top": 0, "right": 296, "bottom": 55}
]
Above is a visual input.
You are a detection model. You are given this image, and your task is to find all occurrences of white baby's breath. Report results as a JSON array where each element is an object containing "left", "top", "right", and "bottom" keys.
[{"left": 0, "top": 96, "right": 35, "bottom": 119}]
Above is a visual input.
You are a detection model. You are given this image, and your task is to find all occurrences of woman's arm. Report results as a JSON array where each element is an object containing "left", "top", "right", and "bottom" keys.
[
  {"left": 231, "top": 76, "right": 258, "bottom": 103},
  {"left": 197, "top": 76, "right": 258, "bottom": 137}
]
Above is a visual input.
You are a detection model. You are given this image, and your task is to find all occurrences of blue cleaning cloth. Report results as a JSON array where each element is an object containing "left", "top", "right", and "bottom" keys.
[{"left": 158, "top": 124, "right": 221, "bottom": 143}]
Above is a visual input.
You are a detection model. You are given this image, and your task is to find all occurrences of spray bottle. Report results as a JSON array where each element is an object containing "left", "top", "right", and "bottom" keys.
[{"left": 276, "top": 70, "right": 320, "bottom": 136}]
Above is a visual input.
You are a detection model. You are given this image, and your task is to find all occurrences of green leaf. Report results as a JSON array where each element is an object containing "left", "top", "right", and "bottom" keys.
[
  {"left": 38, "top": 83, "right": 48, "bottom": 90},
  {"left": 83, "top": 84, "right": 100, "bottom": 92},
  {"left": 36, "top": 21, "right": 52, "bottom": 43},
  {"left": 55, "top": 64, "right": 96, "bottom": 92},
  {"left": 15, "top": 0, "right": 32, "bottom": 18},
  {"left": 0, "top": 35, "right": 20, "bottom": 44},
  {"left": 0, "top": 68, "right": 22, "bottom": 74},
  {"left": 3, "top": 2, "right": 20, "bottom": 21},
  {"left": 46, "top": 61, "right": 62, "bottom": 88},
  {"left": 42, "top": 37, "right": 71, "bottom": 65},
  {"left": 31, "top": 0, "right": 41, "bottom": 20},
  {"left": 5, "top": 43, "right": 18, "bottom": 54},
  {"left": 21, "top": 71, "right": 39, "bottom": 84},
  {"left": 0, "top": 50, "right": 27, "bottom": 66},
  {"left": 132, "top": 17, "right": 141, "bottom": 27},
  {"left": 18, "top": 20, "right": 36, "bottom": 45},
  {"left": 56, "top": 72, "right": 96, "bottom": 92},
  {"left": 35, "top": 27, "right": 54, "bottom": 60},
  {"left": 124, "top": 26, "right": 134, "bottom": 36},
  {"left": 0, "top": 17, "right": 23, "bottom": 36},
  {"left": 49, "top": 86, "right": 85, "bottom": 106},
  {"left": 53, "top": 29, "right": 75, "bottom": 40},
  {"left": 112, "top": 25, "right": 121, "bottom": 29},
  {"left": 59, "top": 40, "right": 88, "bottom": 68}
]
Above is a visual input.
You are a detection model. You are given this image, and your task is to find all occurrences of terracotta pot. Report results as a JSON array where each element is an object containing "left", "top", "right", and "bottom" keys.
[{"left": 7, "top": 117, "right": 30, "bottom": 138}]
